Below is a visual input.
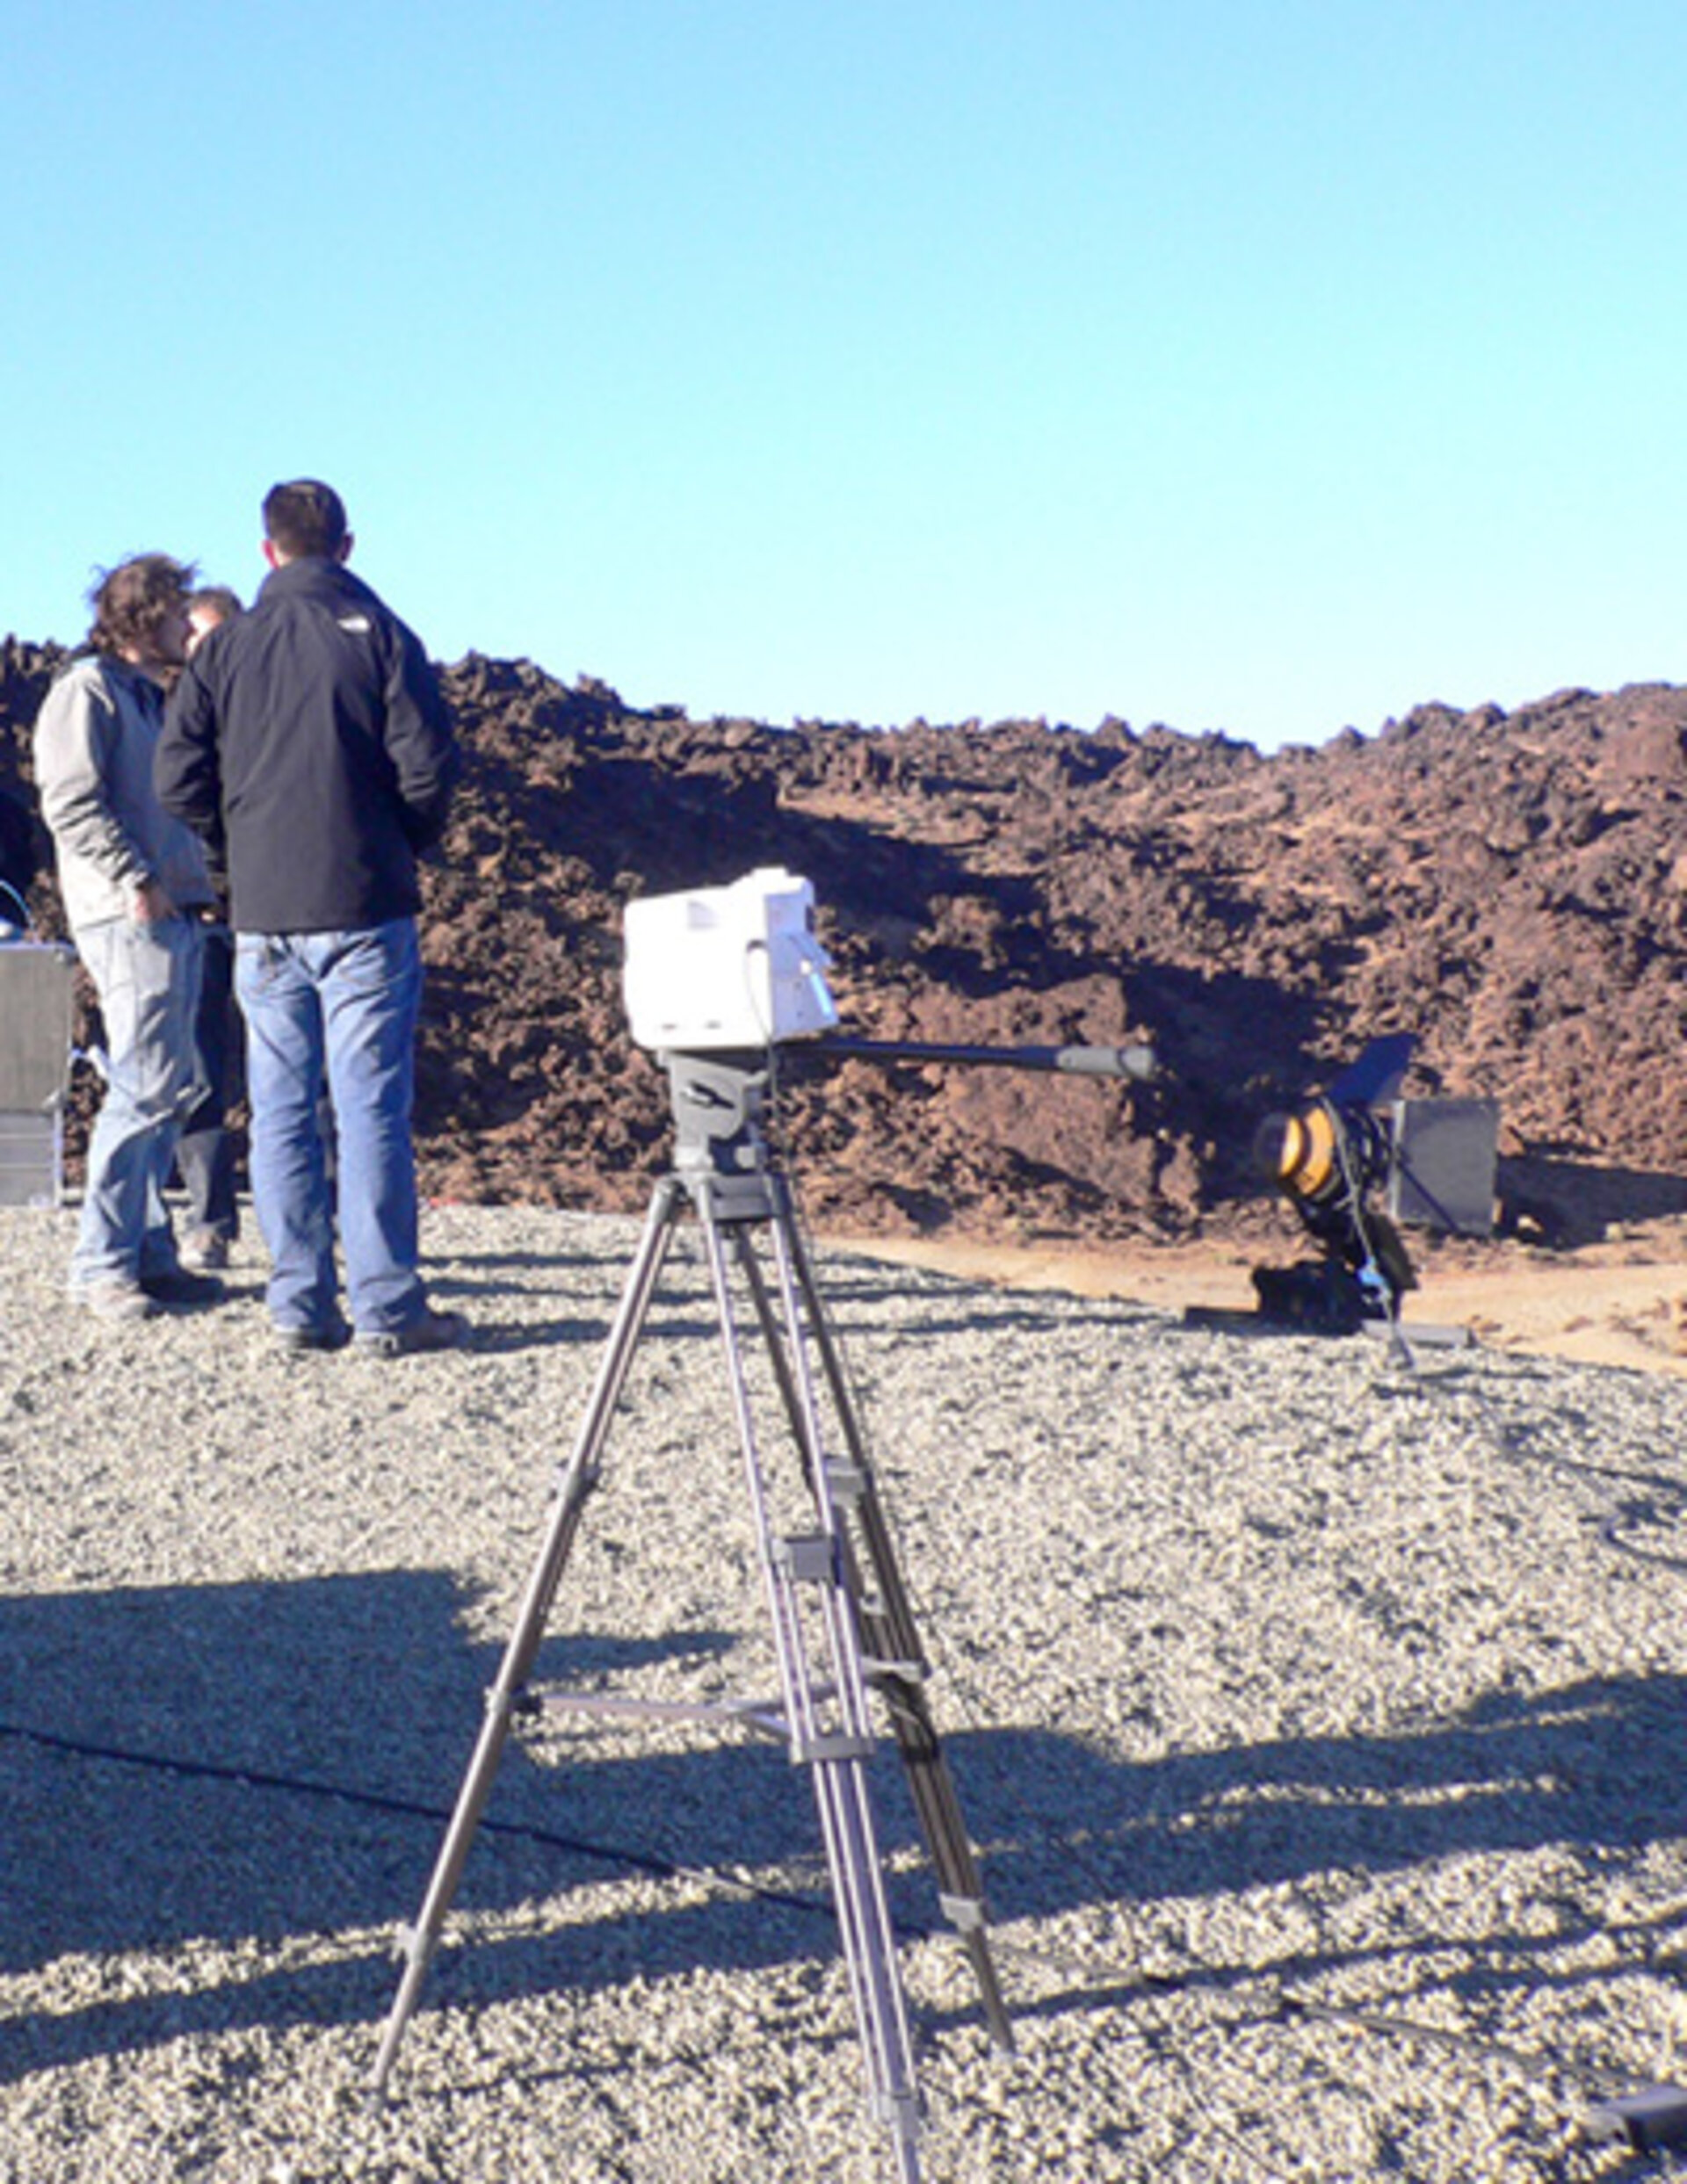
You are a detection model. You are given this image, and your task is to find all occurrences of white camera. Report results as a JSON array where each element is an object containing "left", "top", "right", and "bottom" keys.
[{"left": 623, "top": 867, "right": 839, "bottom": 1052}]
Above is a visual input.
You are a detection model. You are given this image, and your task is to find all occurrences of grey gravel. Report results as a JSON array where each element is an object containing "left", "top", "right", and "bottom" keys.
[{"left": 4, "top": 1198, "right": 1687, "bottom": 2182}]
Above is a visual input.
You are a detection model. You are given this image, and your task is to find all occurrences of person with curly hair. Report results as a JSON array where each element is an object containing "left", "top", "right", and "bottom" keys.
[{"left": 33, "top": 554, "right": 221, "bottom": 1320}]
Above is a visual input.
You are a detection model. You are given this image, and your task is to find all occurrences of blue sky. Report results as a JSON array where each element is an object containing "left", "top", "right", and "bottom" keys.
[{"left": 4, "top": 2, "right": 1681, "bottom": 748}]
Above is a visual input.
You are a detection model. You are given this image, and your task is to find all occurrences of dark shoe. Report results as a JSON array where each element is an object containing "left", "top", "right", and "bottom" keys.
[
  {"left": 139, "top": 1268, "right": 226, "bottom": 1308},
  {"left": 273, "top": 1320, "right": 351, "bottom": 1354},
  {"left": 180, "top": 1229, "right": 230, "bottom": 1272},
  {"left": 353, "top": 1308, "right": 469, "bottom": 1359},
  {"left": 76, "top": 1278, "right": 159, "bottom": 1323}
]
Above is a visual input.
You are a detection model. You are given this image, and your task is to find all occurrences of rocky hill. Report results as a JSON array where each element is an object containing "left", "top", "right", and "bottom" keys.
[{"left": 5, "top": 636, "right": 1685, "bottom": 1257}]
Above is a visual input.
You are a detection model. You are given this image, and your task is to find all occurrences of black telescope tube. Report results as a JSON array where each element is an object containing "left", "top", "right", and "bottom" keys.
[{"left": 814, "top": 1036, "right": 1155, "bottom": 1082}]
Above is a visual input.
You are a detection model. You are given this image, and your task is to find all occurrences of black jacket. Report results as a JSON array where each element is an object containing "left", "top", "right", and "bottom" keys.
[{"left": 156, "top": 557, "right": 461, "bottom": 934}]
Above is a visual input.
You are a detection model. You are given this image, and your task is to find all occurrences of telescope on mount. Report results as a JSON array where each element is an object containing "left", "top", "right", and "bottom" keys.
[
  {"left": 621, "top": 865, "right": 1156, "bottom": 1085},
  {"left": 1251, "top": 1033, "right": 1500, "bottom": 1330}
]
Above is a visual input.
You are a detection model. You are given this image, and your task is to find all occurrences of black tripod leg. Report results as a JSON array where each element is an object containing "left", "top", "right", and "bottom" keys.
[
  {"left": 369, "top": 1179, "right": 684, "bottom": 2096},
  {"left": 764, "top": 1202, "right": 1017, "bottom": 2057}
]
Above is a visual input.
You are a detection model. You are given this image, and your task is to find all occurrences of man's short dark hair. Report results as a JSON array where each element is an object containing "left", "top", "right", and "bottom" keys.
[
  {"left": 188, "top": 584, "right": 245, "bottom": 623},
  {"left": 263, "top": 480, "right": 349, "bottom": 560},
  {"left": 86, "top": 553, "right": 197, "bottom": 657}
]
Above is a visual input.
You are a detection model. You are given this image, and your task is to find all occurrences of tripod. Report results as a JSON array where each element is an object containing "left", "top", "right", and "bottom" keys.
[{"left": 370, "top": 1050, "right": 1014, "bottom": 2182}]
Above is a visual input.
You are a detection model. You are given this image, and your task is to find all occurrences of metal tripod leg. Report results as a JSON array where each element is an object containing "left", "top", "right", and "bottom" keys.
[
  {"left": 697, "top": 1193, "right": 923, "bottom": 2182},
  {"left": 368, "top": 1179, "right": 686, "bottom": 2097},
  {"left": 733, "top": 1190, "right": 1017, "bottom": 2057}
]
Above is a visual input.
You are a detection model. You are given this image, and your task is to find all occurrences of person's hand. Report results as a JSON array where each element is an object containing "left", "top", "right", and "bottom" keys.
[{"left": 130, "top": 878, "right": 177, "bottom": 924}]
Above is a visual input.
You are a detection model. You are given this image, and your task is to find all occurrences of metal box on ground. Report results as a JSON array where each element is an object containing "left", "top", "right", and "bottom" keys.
[
  {"left": 0, "top": 1110, "right": 62, "bottom": 1207},
  {"left": 1386, "top": 1096, "right": 1500, "bottom": 1237},
  {"left": 0, "top": 944, "right": 76, "bottom": 1206}
]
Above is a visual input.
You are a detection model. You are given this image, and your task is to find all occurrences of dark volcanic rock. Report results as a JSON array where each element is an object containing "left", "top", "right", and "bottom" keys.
[{"left": 4, "top": 635, "right": 1685, "bottom": 1250}]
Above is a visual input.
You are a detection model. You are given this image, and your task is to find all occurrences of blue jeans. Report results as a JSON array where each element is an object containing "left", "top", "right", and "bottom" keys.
[
  {"left": 176, "top": 922, "right": 240, "bottom": 1239},
  {"left": 71, "top": 914, "right": 206, "bottom": 1289},
  {"left": 235, "top": 919, "right": 426, "bottom": 1335}
]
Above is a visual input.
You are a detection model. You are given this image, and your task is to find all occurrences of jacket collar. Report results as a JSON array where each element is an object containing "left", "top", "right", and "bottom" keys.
[{"left": 259, "top": 555, "right": 378, "bottom": 613}]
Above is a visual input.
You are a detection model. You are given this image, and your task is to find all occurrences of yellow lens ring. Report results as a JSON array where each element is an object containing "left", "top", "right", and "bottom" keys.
[{"left": 1280, "top": 1103, "right": 1338, "bottom": 1198}]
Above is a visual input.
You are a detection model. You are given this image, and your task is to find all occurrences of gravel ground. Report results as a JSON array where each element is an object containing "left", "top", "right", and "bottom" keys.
[{"left": 4, "top": 1197, "right": 1687, "bottom": 2182}]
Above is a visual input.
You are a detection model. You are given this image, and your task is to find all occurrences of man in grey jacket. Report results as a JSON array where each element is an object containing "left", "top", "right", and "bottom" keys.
[{"left": 33, "top": 554, "right": 221, "bottom": 1320}]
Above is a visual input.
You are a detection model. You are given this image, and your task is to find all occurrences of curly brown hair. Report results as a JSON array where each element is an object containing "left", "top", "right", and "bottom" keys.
[{"left": 86, "top": 553, "right": 198, "bottom": 658}]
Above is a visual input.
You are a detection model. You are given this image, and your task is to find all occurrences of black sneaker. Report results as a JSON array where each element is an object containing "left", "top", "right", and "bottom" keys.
[
  {"left": 139, "top": 1269, "right": 226, "bottom": 1308},
  {"left": 273, "top": 1320, "right": 352, "bottom": 1354},
  {"left": 352, "top": 1308, "right": 469, "bottom": 1359}
]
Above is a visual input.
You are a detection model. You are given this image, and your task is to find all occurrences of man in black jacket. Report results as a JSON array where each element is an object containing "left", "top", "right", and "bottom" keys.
[{"left": 157, "top": 481, "right": 465, "bottom": 1356}]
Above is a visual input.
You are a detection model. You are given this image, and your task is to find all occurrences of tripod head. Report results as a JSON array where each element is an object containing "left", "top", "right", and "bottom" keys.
[
  {"left": 655, "top": 1032, "right": 1160, "bottom": 1265},
  {"left": 663, "top": 1049, "right": 781, "bottom": 1221}
]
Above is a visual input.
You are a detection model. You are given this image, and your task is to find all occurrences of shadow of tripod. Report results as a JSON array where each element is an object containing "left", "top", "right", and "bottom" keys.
[{"left": 371, "top": 1050, "right": 1014, "bottom": 2182}]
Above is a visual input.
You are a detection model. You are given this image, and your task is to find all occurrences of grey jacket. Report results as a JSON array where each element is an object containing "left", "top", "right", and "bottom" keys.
[{"left": 33, "top": 654, "right": 212, "bottom": 931}]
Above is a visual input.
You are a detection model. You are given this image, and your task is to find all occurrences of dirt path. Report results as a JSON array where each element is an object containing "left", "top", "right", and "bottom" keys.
[{"left": 828, "top": 1219, "right": 1687, "bottom": 1378}]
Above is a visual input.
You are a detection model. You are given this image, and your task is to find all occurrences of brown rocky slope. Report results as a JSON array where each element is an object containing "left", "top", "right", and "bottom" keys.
[{"left": 4, "top": 637, "right": 1685, "bottom": 1258}]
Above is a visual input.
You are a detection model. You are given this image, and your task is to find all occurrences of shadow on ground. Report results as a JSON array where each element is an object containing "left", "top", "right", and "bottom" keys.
[
  {"left": 1496, "top": 1153, "right": 1687, "bottom": 1248},
  {"left": 1, "top": 1573, "right": 1680, "bottom": 2079}
]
